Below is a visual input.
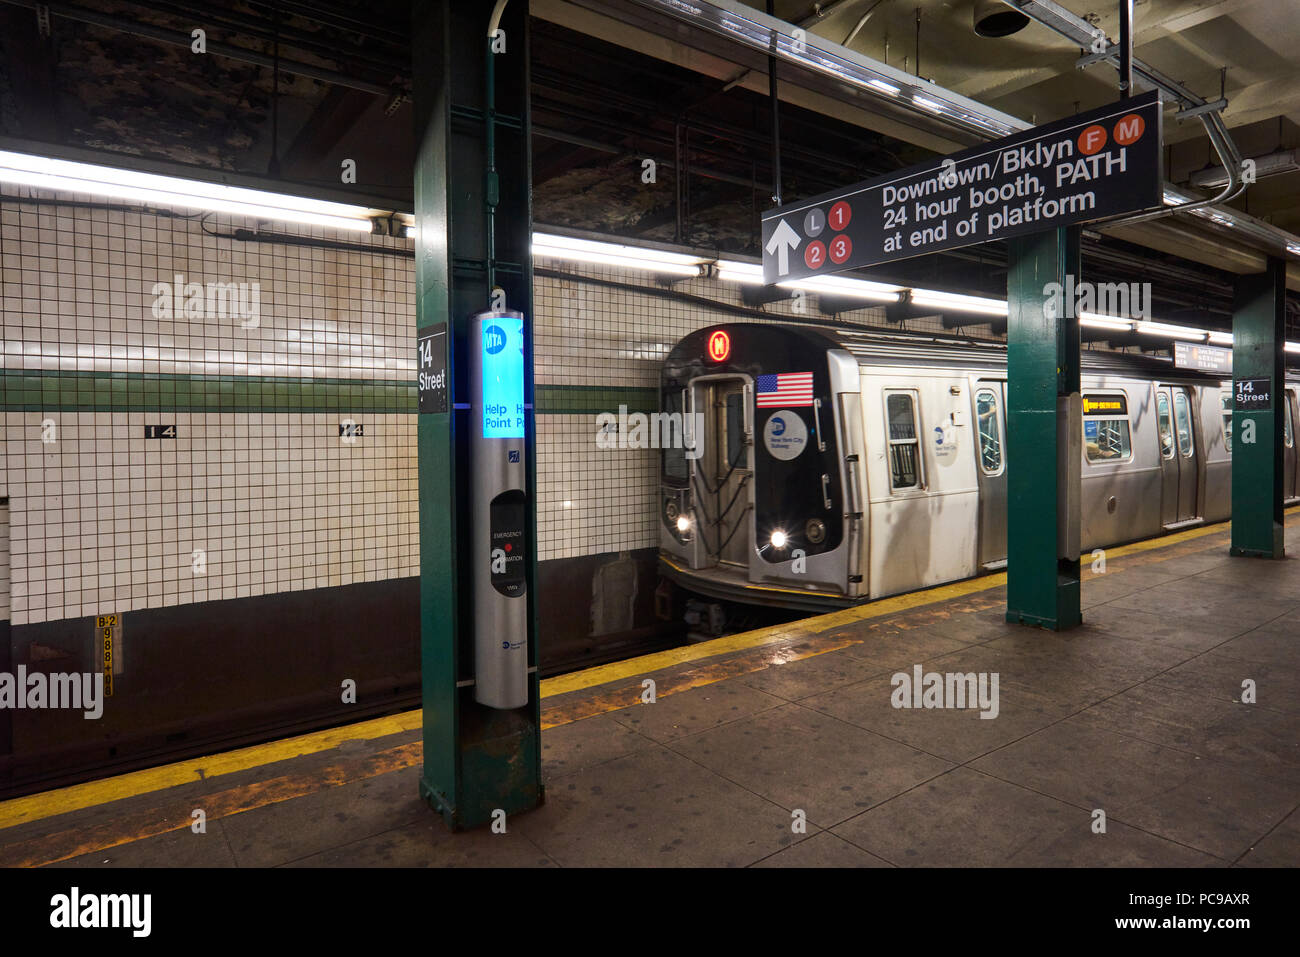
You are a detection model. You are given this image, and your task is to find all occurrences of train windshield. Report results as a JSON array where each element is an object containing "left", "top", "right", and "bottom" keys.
[{"left": 662, "top": 389, "right": 688, "bottom": 484}]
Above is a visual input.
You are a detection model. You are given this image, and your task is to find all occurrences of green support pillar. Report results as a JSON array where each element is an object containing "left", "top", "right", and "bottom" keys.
[
  {"left": 413, "top": 0, "right": 543, "bottom": 831},
  {"left": 1005, "top": 227, "right": 1083, "bottom": 630},
  {"left": 1230, "top": 258, "right": 1287, "bottom": 559}
]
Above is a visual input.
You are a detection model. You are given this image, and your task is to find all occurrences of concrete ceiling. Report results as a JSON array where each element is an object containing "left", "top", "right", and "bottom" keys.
[{"left": 758, "top": 0, "right": 1300, "bottom": 230}]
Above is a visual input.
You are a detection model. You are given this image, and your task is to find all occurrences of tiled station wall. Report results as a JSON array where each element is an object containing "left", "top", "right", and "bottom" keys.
[
  {"left": 1, "top": 188, "right": 417, "bottom": 627},
  {"left": 0, "top": 184, "right": 941, "bottom": 633}
]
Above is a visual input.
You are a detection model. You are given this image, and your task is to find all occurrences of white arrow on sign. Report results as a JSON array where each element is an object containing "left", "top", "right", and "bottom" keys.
[{"left": 765, "top": 218, "right": 801, "bottom": 276}]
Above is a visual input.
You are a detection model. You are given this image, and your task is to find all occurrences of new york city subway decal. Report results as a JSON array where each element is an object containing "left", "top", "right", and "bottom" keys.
[{"left": 762, "top": 90, "right": 1162, "bottom": 284}]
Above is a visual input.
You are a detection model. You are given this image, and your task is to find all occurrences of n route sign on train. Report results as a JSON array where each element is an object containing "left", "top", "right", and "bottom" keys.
[{"left": 761, "top": 90, "right": 1163, "bottom": 284}]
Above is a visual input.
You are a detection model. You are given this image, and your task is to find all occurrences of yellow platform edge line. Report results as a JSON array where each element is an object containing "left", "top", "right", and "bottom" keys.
[
  {"left": 0, "top": 710, "right": 423, "bottom": 831},
  {"left": 3, "top": 507, "right": 1292, "bottom": 832}
]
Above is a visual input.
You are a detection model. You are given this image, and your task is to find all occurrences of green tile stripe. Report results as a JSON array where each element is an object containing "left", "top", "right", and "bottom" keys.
[
  {"left": 0, "top": 369, "right": 414, "bottom": 414},
  {"left": 535, "top": 384, "right": 658, "bottom": 415},
  {"left": 0, "top": 370, "right": 656, "bottom": 415}
]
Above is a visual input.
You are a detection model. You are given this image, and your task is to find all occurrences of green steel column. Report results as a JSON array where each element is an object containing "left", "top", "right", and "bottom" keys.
[
  {"left": 1230, "top": 259, "right": 1286, "bottom": 559},
  {"left": 1005, "top": 227, "right": 1083, "bottom": 630},
  {"left": 413, "top": 0, "right": 543, "bottom": 831}
]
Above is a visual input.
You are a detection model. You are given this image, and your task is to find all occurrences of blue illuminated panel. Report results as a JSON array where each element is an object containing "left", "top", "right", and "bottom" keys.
[{"left": 481, "top": 316, "right": 525, "bottom": 439}]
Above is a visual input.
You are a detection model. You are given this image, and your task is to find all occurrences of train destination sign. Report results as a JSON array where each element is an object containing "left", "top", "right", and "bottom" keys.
[
  {"left": 1174, "top": 341, "right": 1232, "bottom": 374},
  {"left": 762, "top": 90, "right": 1163, "bottom": 283}
]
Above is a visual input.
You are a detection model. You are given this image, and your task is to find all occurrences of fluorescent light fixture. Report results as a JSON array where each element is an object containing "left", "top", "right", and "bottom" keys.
[
  {"left": 0, "top": 149, "right": 377, "bottom": 231},
  {"left": 1079, "top": 313, "right": 1134, "bottom": 331},
  {"left": 1288, "top": 243, "right": 1300, "bottom": 256},
  {"left": 1190, "top": 150, "right": 1298, "bottom": 190},
  {"left": 1207, "top": 331, "right": 1234, "bottom": 346},
  {"left": 1134, "top": 320, "right": 1210, "bottom": 342},
  {"left": 910, "top": 288, "right": 1008, "bottom": 316},
  {"left": 715, "top": 260, "right": 766, "bottom": 284},
  {"left": 868, "top": 79, "right": 901, "bottom": 95},
  {"left": 631, "top": 0, "right": 1018, "bottom": 139},
  {"left": 1286, "top": 341, "right": 1300, "bottom": 354},
  {"left": 714, "top": 260, "right": 900, "bottom": 301},
  {"left": 913, "top": 96, "right": 944, "bottom": 114},
  {"left": 781, "top": 274, "right": 901, "bottom": 302},
  {"left": 532, "top": 232, "right": 705, "bottom": 276}
]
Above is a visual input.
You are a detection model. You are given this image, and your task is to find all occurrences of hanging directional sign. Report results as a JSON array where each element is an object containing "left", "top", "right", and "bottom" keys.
[{"left": 762, "top": 90, "right": 1163, "bottom": 284}]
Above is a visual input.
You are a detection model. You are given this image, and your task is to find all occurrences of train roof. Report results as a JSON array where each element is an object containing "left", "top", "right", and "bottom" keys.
[{"left": 745, "top": 321, "right": 1288, "bottom": 384}]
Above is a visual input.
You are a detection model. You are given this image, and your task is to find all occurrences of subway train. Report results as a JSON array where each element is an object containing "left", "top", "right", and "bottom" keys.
[{"left": 658, "top": 322, "right": 1300, "bottom": 612}]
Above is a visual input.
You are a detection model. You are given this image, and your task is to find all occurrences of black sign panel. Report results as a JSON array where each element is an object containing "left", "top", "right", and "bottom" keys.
[
  {"left": 762, "top": 90, "right": 1162, "bottom": 283},
  {"left": 1174, "top": 341, "right": 1232, "bottom": 374},
  {"left": 145, "top": 425, "right": 176, "bottom": 439},
  {"left": 489, "top": 490, "right": 527, "bottom": 598},
  {"left": 417, "top": 323, "right": 447, "bottom": 414},
  {"left": 1234, "top": 378, "right": 1271, "bottom": 411}
]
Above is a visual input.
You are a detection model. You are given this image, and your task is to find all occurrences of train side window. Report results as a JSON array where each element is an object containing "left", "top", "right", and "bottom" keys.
[
  {"left": 1220, "top": 391, "right": 1233, "bottom": 453},
  {"left": 975, "top": 388, "right": 1002, "bottom": 474},
  {"left": 884, "top": 390, "right": 922, "bottom": 490},
  {"left": 1173, "top": 390, "right": 1194, "bottom": 457},
  {"left": 1156, "top": 392, "right": 1175, "bottom": 458},
  {"left": 1082, "top": 393, "right": 1132, "bottom": 463}
]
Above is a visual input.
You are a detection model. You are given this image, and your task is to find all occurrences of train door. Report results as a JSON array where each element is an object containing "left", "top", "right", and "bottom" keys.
[
  {"left": 972, "top": 380, "right": 1008, "bottom": 566},
  {"left": 1285, "top": 388, "right": 1298, "bottom": 502},
  {"left": 696, "top": 378, "right": 752, "bottom": 566},
  {"left": 1157, "top": 385, "right": 1200, "bottom": 525}
]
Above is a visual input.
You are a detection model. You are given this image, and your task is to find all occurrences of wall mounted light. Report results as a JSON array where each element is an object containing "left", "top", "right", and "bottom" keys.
[{"left": 0, "top": 149, "right": 379, "bottom": 232}]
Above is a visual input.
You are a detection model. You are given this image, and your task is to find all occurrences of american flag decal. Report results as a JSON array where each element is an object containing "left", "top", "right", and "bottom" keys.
[{"left": 756, "top": 372, "right": 815, "bottom": 407}]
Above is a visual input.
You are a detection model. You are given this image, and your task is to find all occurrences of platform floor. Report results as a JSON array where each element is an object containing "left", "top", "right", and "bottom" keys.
[{"left": 2, "top": 513, "right": 1298, "bottom": 867}]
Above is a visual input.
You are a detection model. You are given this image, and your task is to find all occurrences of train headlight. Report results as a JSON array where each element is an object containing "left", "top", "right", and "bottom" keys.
[
  {"left": 770, "top": 530, "right": 788, "bottom": 549},
  {"left": 676, "top": 515, "right": 692, "bottom": 534},
  {"left": 805, "top": 519, "right": 826, "bottom": 544}
]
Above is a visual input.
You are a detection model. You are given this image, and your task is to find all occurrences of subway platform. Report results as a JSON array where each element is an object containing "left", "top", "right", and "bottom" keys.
[{"left": 1, "top": 511, "right": 1297, "bottom": 869}]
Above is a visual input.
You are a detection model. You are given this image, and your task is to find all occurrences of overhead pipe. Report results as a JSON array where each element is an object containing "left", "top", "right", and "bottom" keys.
[
  {"left": 485, "top": 0, "right": 512, "bottom": 294},
  {"left": 844, "top": 0, "right": 890, "bottom": 48},
  {"left": 1118, "top": 0, "right": 1132, "bottom": 99},
  {"left": 993, "top": 0, "right": 1248, "bottom": 227},
  {"left": 766, "top": 0, "right": 782, "bottom": 204}
]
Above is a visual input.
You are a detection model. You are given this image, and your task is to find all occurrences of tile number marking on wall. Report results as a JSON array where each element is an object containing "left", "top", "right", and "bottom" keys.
[
  {"left": 95, "top": 614, "right": 120, "bottom": 696},
  {"left": 145, "top": 425, "right": 177, "bottom": 439},
  {"left": 339, "top": 422, "right": 364, "bottom": 438}
]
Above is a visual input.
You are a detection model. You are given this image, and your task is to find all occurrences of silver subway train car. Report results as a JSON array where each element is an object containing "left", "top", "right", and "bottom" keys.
[{"left": 658, "top": 322, "right": 1300, "bottom": 611}]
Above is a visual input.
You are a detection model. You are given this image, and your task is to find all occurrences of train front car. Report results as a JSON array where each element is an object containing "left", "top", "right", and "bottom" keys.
[{"left": 658, "top": 323, "right": 865, "bottom": 610}]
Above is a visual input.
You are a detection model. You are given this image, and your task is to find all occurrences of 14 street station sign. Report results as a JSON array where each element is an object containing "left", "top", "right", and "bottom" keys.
[{"left": 761, "top": 90, "right": 1163, "bottom": 284}]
